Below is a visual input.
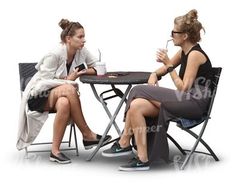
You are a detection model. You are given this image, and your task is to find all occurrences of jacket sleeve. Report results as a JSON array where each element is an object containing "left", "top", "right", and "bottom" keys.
[
  {"left": 84, "top": 48, "right": 98, "bottom": 67},
  {"left": 37, "top": 54, "right": 59, "bottom": 80}
]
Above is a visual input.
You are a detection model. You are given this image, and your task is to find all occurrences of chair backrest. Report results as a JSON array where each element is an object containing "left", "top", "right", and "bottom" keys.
[
  {"left": 176, "top": 67, "right": 222, "bottom": 129},
  {"left": 207, "top": 67, "right": 222, "bottom": 116},
  {"left": 19, "top": 63, "right": 37, "bottom": 92}
]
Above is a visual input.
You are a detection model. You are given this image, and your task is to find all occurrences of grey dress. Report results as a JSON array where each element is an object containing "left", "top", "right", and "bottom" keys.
[{"left": 124, "top": 44, "right": 213, "bottom": 163}]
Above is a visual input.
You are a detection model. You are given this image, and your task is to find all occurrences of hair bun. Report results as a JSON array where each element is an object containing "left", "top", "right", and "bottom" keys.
[
  {"left": 58, "top": 19, "right": 71, "bottom": 30},
  {"left": 187, "top": 9, "right": 198, "bottom": 23}
]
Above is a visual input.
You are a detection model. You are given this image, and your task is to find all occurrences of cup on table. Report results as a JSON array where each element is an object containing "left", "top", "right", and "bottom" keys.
[
  {"left": 95, "top": 62, "right": 107, "bottom": 76},
  {"left": 156, "top": 48, "right": 167, "bottom": 62}
]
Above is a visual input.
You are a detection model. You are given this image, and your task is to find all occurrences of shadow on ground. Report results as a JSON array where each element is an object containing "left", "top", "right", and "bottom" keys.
[{"left": 12, "top": 144, "right": 219, "bottom": 172}]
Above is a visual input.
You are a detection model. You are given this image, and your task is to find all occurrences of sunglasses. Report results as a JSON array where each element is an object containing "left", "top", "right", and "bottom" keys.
[{"left": 171, "top": 30, "right": 184, "bottom": 37}]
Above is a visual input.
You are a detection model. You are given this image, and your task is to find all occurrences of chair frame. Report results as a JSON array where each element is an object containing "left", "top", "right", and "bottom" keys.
[
  {"left": 19, "top": 62, "right": 79, "bottom": 157},
  {"left": 167, "top": 67, "right": 221, "bottom": 170}
]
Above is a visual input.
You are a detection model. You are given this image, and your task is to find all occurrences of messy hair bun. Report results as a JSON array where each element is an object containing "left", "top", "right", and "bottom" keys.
[
  {"left": 58, "top": 19, "right": 71, "bottom": 30},
  {"left": 174, "top": 9, "right": 204, "bottom": 43},
  {"left": 185, "top": 9, "right": 198, "bottom": 24},
  {"left": 58, "top": 18, "right": 84, "bottom": 43}
]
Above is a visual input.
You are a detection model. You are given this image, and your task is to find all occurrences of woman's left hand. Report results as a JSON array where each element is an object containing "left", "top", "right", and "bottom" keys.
[{"left": 148, "top": 73, "right": 159, "bottom": 86}]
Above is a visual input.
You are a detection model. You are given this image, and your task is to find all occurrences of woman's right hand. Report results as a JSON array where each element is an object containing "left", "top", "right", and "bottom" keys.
[
  {"left": 148, "top": 73, "right": 158, "bottom": 86},
  {"left": 156, "top": 49, "right": 169, "bottom": 64}
]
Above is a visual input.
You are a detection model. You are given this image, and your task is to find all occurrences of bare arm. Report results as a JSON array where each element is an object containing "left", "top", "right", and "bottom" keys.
[
  {"left": 169, "top": 50, "right": 206, "bottom": 91},
  {"left": 148, "top": 50, "right": 181, "bottom": 85},
  {"left": 84, "top": 67, "right": 97, "bottom": 75}
]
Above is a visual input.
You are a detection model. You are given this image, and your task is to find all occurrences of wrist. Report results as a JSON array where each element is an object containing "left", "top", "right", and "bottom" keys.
[
  {"left": 166, "top": 64, "right": 174, "bottom": 73},
  {"left": 151, "top": 72, "right": 158, "bottom": 78}
]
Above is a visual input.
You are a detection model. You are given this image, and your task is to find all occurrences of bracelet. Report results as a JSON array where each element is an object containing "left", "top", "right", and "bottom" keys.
[
  {"left": 167, "top": 66, "right": 174, "bottom": 73},
  {"left": 166, "top": 65, "right": 174, "bottom": 73}
]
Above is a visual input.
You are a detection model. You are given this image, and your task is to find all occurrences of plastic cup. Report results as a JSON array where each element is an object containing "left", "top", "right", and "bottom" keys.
[
  {"left": 95, "top": 62, "right": 107, "bottom": 76},
  {"left": 156, "top": 48, "right": 167, "bottom": 62}
]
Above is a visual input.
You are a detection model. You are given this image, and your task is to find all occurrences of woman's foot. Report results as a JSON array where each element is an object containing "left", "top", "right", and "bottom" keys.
[
  {"left": 49, "top": 152, "right": 71, "bottom": 164},
  {"left": 119, "top": 157, "right": 150, "bottom": 171},
  {"left": 102, "top": 141, "right": 133, "bottom": 157},
  {"left": 83, "top": 134, "right": 112, "bottom": 150}
]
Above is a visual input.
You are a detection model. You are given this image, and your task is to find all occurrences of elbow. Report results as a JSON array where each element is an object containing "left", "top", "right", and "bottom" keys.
[
  {"left": 180, "top": 79, "right": 194, "bottom": 92},
  {"left": 181, "top": 83, "right": 192, "bottom": 92},
  {"left": 177, "top": 86, "right": 185, "bottom": 92},
  {"left": 176, "top": 83, "right": 189, "bottom": 92}
]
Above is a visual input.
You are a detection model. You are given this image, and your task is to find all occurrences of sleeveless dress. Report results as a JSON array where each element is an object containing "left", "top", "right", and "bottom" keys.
[{"left": 124, "top": 44, "right": 213, "bottom": 163}]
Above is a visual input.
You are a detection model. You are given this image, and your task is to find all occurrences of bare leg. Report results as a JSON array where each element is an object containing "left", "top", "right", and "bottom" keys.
[
  {"left": 118, "top": 110, "right": 133, "bottom": 147},
  {"left": 45, "top": 84, "right": 96, "bottom": 141},
  {"left": 118, "top": 99, "right": 161, "bottom": 148},
  {"left": 128, "top": 98, "right": 160, "bottom": 162},
  {"left": 51, "top": 97, "right": 71, "bottom": 155}
]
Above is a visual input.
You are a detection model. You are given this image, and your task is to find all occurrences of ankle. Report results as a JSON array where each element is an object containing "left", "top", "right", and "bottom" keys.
[
  {"left": 118, "top": 139, "right": 130, "bottom": 148},
  {"left": 138, "top": 155, "right": 149, "bottom": 163},
  {"left": 51, "top": 150, "right": 60, "bottom": 156},
  {"left": 83, "top": 131, "right": 96, "bottom": 141}
]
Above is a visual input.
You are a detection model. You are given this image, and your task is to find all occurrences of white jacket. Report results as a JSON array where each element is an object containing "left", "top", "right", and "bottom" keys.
[{"left": 16, "top": 44, "right": 97, "bottom": 150}]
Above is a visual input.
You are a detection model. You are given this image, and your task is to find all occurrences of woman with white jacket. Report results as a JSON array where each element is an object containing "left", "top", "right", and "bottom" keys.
[{"left": 17, "top": 19, "right": 111, "bottom": 164}]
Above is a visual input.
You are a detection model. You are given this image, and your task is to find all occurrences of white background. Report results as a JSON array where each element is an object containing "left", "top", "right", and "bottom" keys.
[{"left": 0, "top": 0, "right": 235, "bottom": 190}]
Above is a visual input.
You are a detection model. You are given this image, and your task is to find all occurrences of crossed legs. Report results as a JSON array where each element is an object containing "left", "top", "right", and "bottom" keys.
[
  {"left": 44, "top": 84, "right": 97, "bottom": 155},
  {"left": 118, "top": 98, "right": 160, "bottom": 162}
]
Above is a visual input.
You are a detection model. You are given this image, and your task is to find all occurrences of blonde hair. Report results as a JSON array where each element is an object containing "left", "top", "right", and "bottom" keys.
[
  {"left": 174, "top": 9, "right": 205, "bottom": 43},
  {"left": 58, "top": 19, "right": 84, "bottom": 43}
]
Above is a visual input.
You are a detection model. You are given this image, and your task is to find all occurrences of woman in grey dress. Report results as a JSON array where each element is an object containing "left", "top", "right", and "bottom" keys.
[{"left": 102, "top": 9, "right": 213, "bottom": 171}]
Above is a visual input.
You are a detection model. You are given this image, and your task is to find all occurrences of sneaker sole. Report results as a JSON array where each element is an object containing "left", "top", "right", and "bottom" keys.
[
  {"left": 49, "top": 157, "right": 71, "bottom": 164},
  {"left": 102, "top": 150, "right": 133, "bottom": 157},
  {"left": 119, "top": 166, "right": 150, "bottom": 171},
  {"left": 84, "top": 136, "right": 112, "bottom": 150}
]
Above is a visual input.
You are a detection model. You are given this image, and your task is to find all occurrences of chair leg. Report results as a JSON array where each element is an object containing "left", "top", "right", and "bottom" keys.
[
  {"left": 72, "top": 124, "right": 79, "bottom": 156},
  {"left": 180, "top": 126, "right": 219, "bottom": 170},
  {"left": 167, "top": 133, "right": 186, "bottom": 155},
  {"left": 184, "top": 129, "right": 219, "bottom": 161},
  {"left": 24, "top": 147, "right": 29, "bottom": 159},
  {"left": 22, "top": 124, "right": 79, "bottom": 158},
  {"left": 68, "top": 124, "right": 73, "bottom": 147}
]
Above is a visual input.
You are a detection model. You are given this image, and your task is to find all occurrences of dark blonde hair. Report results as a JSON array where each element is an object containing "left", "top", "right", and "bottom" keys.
[
  {"left": 58, "top": 19, "right": 84, "bottom": 43},
  {"left": 174, "top": 9, "right": 204, "bottom": 43}
]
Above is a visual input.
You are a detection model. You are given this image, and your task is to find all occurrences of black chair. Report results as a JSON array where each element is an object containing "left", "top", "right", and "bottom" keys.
[
  {"left": 167, "top": 67, "right": 221, "bottom": 170},
  {"left": 19, "top": 62, "right": 79, "bottom": 156}
]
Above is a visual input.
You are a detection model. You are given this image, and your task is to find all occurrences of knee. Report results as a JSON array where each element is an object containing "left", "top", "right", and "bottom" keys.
[
  {"left": 62, "top": 84, "right": 78, "bottom": 96},
  {"left": 56, "top": 97, "right": 70, "bottom": 114},
  {"left": 129, "top": 99, "right": 142, "bottom": 114}
]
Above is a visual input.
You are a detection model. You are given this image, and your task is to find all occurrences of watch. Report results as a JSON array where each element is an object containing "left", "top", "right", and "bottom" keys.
[{"left": 167, "top": 65, "right": 174, "bottom": 73}]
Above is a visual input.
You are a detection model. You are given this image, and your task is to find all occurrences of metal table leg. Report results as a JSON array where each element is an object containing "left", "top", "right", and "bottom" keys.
[{"left": 86, "top": 84, "right": 132, "bottom": 161}]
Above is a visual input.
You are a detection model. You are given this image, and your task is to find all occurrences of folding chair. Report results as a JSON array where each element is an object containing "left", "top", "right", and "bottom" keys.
[
  {"left": 19, "top": 62, "right": 79, "bottom": 157},
  {"left": 167, "top": 67, "right": 221, "bottom": 170}
]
